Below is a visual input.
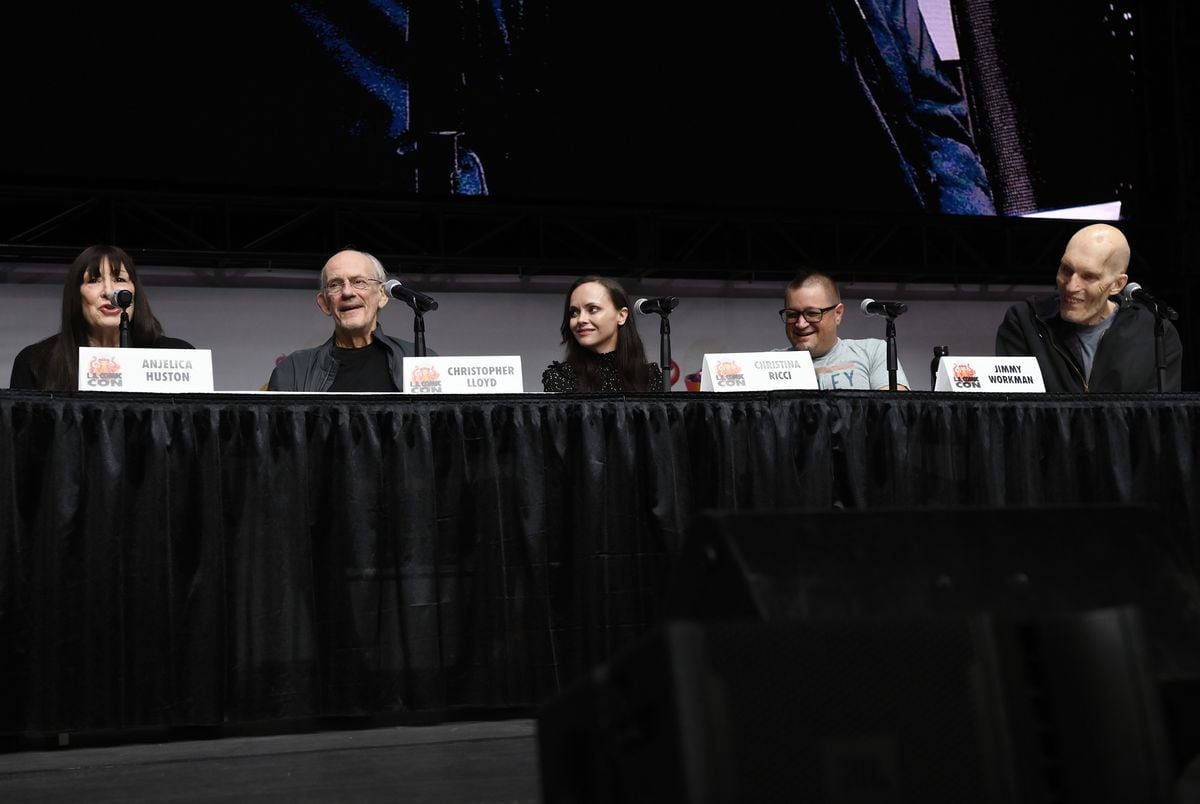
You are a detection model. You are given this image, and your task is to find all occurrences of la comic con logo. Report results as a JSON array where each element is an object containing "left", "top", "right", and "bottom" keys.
[
  {"left": 952, "top": 362, "right": 981, "bottom": 389},
  {"left": 714, "top": 359, "right": 746, "bottom": 388},
  {"left": 409, "top": 365, "right": 442, "bottom": 393},
  {"left": 87, "top": 355, "right": 123, "bottom": 387}
]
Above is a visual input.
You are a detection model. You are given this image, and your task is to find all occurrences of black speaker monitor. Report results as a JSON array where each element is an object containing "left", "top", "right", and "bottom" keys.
[
  {"left": 539, "top": 609, "right": 1175, "bottom": 803},
  {"left": 664, "top": 504, "right": 1200, "bottom": 675}
]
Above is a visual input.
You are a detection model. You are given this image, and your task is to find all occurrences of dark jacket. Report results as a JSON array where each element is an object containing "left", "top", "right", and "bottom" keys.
[
  {"left": 9, "top": 334, "right": 195, "bottom": 390},
  {"left": 267, "top": 328, "right": 423, "bottom": 392},
  {"left": 995, "top": 294, "right": 1181, "bottom": 392}
]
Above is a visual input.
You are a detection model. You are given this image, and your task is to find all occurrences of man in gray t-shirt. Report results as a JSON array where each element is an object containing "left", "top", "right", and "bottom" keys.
[{"left": 779, "top": 271, "right": 909, "bottom": 390}]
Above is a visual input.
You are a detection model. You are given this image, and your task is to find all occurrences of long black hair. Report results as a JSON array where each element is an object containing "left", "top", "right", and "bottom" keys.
[
  {"left": 39, "top": 245, "right": 165, "bottom": 390},
  {"left": 558, "top": 275, "right": 654, "bottom": 391}
]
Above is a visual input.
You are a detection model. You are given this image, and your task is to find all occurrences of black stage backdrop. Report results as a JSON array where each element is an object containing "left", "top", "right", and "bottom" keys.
[{"left": 2, "top": 390, "right": 1199, "bottom": 736}]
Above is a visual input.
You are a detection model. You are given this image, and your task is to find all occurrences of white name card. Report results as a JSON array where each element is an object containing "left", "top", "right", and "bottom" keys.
[
  {"left": 403, "top": 355, "right": 524, "bottom": 394},
  {"left": 934, "top": 356, "right": 1045, "bottom": 393},
  {"left": 699, "top": 351, "right": 818, "bottom": 392},
  {"left": 78, "top": 347, "right": 214, "bottom": 393}
]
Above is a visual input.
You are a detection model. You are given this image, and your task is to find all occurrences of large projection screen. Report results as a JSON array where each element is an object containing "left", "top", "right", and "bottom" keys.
[{"left": 0, "top": 2, "right": 1144, "bottom": 220}]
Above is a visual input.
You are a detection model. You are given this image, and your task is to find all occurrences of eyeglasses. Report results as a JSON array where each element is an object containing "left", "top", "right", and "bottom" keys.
[
  {"left": 779, "top": 304, "right": 839, "bottom": 324},
  {"left": 325, "top": 277, "right": 383, "bottom": 294}
]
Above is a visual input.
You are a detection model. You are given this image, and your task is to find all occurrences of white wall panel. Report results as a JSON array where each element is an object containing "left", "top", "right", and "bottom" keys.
[{"left": 1, "top": 273, "right": 1047, "bottom": 392}]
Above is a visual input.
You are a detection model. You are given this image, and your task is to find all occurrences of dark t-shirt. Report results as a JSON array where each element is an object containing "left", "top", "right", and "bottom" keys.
[{"left": 328, "top": 340, "right": 398, "bottom": 392}]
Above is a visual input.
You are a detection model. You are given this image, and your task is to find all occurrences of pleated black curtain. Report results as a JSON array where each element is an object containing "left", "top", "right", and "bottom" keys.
[{"left": 2, "top": 390, "right": 1198, "bottom": 736}]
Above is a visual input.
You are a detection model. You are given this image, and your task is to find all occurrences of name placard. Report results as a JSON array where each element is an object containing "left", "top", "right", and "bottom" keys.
[
  {"left": 403, "top": 355, "right": 524, "bottom": 394},
  {"left": 699, "top": 351, "right": 818, "bottom": 392},
  {"left": 78, "top": 347, "right": 214, "bottom": 393},
  {"left": 934, "top": 356, "right": 1045, "bottom": 393}
]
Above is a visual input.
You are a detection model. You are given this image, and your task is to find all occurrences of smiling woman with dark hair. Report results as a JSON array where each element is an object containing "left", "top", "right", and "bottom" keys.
[
  {"left": 8, "top": 245, "right": 194, "bottom": 390},
  {"left": 541, "top": 275, "right": 663, "bottom": 393}
]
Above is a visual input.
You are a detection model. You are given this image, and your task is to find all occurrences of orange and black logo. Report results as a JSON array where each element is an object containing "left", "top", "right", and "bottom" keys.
[
  {"left": 714, "top": 360, "right": 746, "bottom": 388},
  {"left": 952, "top": 362, "right": 980, "bottom": 389},
  {"left": 86, "top": 356, "right": 123, "bottom": 387},
  {"left": 409, "top": 365, "right": 442, "bottom": 393}
]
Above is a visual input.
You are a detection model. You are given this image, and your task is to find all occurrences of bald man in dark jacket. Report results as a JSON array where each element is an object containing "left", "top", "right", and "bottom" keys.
[{"left": 996, "top": 224, "right": 1181, "bottom": 392}]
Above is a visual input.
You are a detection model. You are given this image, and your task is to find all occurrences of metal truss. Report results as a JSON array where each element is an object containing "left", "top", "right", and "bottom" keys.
[{"left": 0, "top": 183, "right": 1190, "bottom": 290}]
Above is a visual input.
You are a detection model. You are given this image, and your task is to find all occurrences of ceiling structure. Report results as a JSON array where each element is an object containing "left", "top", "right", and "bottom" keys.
[{"left": 0, "top": 183, "right": 1190, "bottom": 293}]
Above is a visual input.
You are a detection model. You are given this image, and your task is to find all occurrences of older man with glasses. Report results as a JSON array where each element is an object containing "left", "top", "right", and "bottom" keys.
[
  {"left": 268, "top": 249, "right": 425, "bottom": 391},
  {"left": 777, "top": 270, "right": 909, "bottom": 390}
]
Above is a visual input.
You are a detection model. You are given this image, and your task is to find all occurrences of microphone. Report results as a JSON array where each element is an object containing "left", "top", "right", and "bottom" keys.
[
  {"left": 383, "top": 279, "right": 439, "bottom": 313},
  {"left": 634, "top": 296, "right": 680, "bottom": 315},
  {"left": 860, "top": 298, "right": 908, "bottom": 318},
  {"left": 1123, "top": 282, "right": 1178, "bottom": 320},
  {"left": 107, "top": 289, "right": 133, "bottom": 310}
]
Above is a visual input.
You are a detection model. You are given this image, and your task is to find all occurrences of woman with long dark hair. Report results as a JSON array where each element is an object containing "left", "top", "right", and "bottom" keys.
[
  {"left": 9, "top": 244, "right": 193, "bottom": 390},
  {"left": 541, "top": 275, "right": 663, "bottom": 392}
]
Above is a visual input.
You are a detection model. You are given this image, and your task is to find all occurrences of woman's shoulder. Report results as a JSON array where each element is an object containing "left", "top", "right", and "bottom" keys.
[
  {"left": 14, "top": 334, "right": 57, "bottom": 360},
  {"left": 542, "top": 360, "right": 576, "bottom": 392},
  {"left": 644, "top": 360, "right": 665, "bottom": 390},
  {"left": 154, "top": 335, "right": 196, "bottom": 349},
  {"left": 12, "top": 335, "right": 58, "bottom": 369},
  {"left": 9, "top": 334, "right": 59, "bottom": 389}
]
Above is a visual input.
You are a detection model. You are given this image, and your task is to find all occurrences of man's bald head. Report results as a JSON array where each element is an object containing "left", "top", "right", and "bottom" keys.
[
  {"left": 1063, "top": 223, "right": 1131, "bottom": 279},
  {"left": 316, "top": 248, "right": 391, "bottom": 347},
  {"left": 320, "top": 249, "right": 387, "bottom": 289},
  {"left": 1056, "top": 224, "right": 1130, "bottom": 326}
]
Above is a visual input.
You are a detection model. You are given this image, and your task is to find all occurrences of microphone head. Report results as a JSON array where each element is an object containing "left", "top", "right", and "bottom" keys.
[
  {"left": 1122, "top": 282, "right": 1141, "bottom": 301},
  {"left": 860, "top": 298, "right": 907, "bottom": 317},
  {"left": 635, "top": 297, "right": 679, "bottom": 314},
  {"left": 384, "top": 278, "right": 438, "bottom": 311},
  {"left": 107, "top": 289, "right": 134, "bottom": 309}
]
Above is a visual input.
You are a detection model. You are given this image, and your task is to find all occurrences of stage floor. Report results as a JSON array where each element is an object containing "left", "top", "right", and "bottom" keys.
[{"left": 0, "top": 719, "right": 539, "bottom": 802}]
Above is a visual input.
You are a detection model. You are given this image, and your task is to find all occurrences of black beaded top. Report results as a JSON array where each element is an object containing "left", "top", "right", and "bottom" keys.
[{"left": 542, "top": 350, "right": 664, "bottom": 392}]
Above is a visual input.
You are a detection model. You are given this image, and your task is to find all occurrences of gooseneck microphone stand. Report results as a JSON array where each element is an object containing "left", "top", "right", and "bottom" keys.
[
  {"left": 1124, "top": 283, "right": 1180, "bottom": 393},
  {"left": 1149, "top": 302, "right": 1179, "bottom": 393},
  {"left": 658, "top": 314, "right": 672, "bottom": 392},
  {"left": 885, "top": 317, "right": 899, "bottom": 391},
  {"left": 643, "top": 299, "right": 680, "bottom": 391},
  {"left": 385, "top": 279, "right": 439, "bottom": 357},
  {"left": 861, "top": 299, "right": 907, "bottom": 391},
  {"left": 413, "top": 311, "right": 427, "bottom": 357},
  {"left": 113, "top": 290, "right": 134, "bottom": 348},
  {"left": 406, "top": 295, "right": 440, "bottom": 358}
]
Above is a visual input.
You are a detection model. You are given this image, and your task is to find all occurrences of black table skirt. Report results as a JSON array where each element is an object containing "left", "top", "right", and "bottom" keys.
[{"left": 2, "top": 389, "right": 1198, "bottom": 734}]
